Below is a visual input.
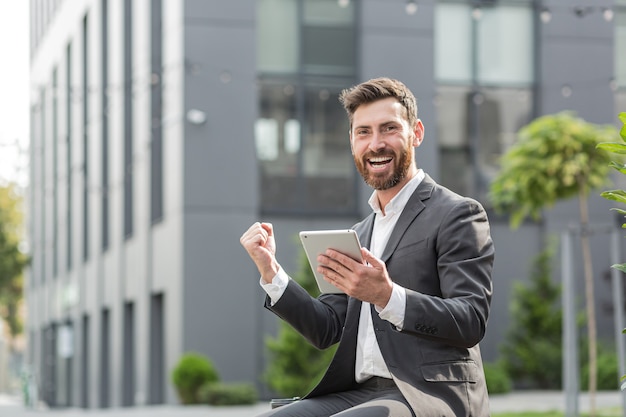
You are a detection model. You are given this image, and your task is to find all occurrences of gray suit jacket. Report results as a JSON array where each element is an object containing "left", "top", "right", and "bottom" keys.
[{"left": 266, "top": 174, "right": 495, "bottom": 416}]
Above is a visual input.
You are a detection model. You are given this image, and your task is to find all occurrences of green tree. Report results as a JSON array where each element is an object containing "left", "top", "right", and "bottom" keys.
[
  {"left": 597, "top": 111, "right": 626, "bottom": 390},
  {"left": 263, "top": 246, "right": 336, "bottom": 397},
  {"left": 500, "top": 244, "right": 562, "bottom": 389},
  {"left": 0, "top": 183, "right": 28, "bottom": 343},
  {"left": 490, "top": 111, "right": 619, "bottom": 416}
]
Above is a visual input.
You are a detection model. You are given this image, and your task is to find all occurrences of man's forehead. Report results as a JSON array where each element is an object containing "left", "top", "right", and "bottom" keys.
[{"left": 353, "top": 99, "right": 405, "bottom": 125}]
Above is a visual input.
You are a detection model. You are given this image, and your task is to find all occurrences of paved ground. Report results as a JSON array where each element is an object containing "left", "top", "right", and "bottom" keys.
[{"left": 0, "top": 391, "right": 624, "bottom": 416}]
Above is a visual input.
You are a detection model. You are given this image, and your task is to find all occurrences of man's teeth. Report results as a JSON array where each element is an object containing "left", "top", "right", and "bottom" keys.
[{"left": 369, "top": 156, "right": 392, "bottom": 164}]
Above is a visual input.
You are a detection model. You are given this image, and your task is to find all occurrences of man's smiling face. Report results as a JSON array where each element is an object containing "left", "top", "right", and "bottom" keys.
[{"left": 350, "top": 97, "right": 422, "bottom": 192}]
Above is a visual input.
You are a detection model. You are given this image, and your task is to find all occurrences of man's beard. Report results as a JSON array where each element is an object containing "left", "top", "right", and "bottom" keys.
[{"left": 354, "top": 148, "right": 413, "bottom": 191}]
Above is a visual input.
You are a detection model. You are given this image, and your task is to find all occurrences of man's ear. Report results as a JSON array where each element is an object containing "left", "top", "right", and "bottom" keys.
[{"left": 413, "top": 119, "right": 425, "bottom": 147}]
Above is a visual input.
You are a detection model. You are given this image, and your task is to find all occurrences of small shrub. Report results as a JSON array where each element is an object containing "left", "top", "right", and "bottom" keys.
[
  {"left": 199, "top": 382, "right": 258, "bottom": 406},
  {"left": 500, "top": 244, "right": 563, "bottom": 389},
  {"left": 171, "top": 352, "right": 220, "bottom": 404},
  {"left": 581, "top": 346, "right": 619, "bottom": 391},
  {"left": 484, "top": 361, "right": 512, "bottom": 394}
]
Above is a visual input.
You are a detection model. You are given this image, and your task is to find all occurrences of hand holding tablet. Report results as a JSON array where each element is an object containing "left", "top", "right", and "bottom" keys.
[{"left": 299, "top": 229, "right": 363, "bottom": 294}]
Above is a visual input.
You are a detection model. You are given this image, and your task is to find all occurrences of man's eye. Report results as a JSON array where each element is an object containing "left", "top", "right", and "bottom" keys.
[{"left": 384, "top": 125, "right": 396, "bottom": 132}]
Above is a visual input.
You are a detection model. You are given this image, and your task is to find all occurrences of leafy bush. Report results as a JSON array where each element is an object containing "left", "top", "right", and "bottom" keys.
[
  {"left": 484, "top": 361, "right": 512, "bottom": 394},
  {"left": 264, "top": 247, "right": 336, "bottom": 397},
  {"left": 171, "top": 352, "right": 220, "bottom": 404},
  {"left": 500, "top": 244, "right": 563, "bottom": 389},
  {"left": 199, "top": 382, "right": 258, "bottom": 406}
]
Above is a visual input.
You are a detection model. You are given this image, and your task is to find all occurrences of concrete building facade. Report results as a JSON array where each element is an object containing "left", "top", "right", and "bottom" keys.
[{"left": 26, "top": 0, "right": 626, "bottom": 409}]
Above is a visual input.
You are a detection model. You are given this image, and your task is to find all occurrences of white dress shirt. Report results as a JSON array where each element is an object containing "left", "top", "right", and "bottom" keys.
[{"left": 261, "top": 169, "right": 425, "bottom": 383}]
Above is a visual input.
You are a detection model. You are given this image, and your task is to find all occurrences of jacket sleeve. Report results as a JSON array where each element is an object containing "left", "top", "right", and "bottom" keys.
[{"left": 265, "top": 279, "right": 349, "bottom": 350}]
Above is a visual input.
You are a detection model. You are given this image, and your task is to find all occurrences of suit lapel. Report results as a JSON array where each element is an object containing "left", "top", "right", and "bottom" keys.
[
  {"left": 380, "top": 175, "right": 435, "bottom": 263},
  {"left": 354, "top": 213, "right": 375, "bottom": 250}
]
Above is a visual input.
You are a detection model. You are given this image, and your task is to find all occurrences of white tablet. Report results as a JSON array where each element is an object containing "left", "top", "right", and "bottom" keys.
[{"left": 299, "top": 229, "right": 363, "bottom": 294}]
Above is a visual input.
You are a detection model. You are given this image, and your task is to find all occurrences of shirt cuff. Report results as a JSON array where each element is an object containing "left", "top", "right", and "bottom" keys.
[
  {"left": 376, "top": 283, "right": 406, "bottom": 330},
  {"left": 259, "top": 267, "right": 289, "bottom": 306}
]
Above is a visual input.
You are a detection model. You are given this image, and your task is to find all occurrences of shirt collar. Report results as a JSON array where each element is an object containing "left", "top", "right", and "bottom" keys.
[{"left": 368, "top": 169, "right": 425, "bottom": 216}]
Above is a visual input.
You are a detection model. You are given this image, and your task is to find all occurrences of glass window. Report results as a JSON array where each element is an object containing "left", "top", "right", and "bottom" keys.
[
  {"left": 302, "top": 0, "right": 355, "bottom": 75},
  {"left": 437, "top": 86, "right": 472, "bottom": 195},
  {"left": 257, "top": 82, "right": 300, "bottom": 210},
  {"left": 301, "top": 85, "right": 355, "bottom": 210},
  {"left": 257, "top": 81, "right": 355, "bottom": 213},
  {"left": 437, "top": 85, "right": 533, "bottom": 202},
  {"left": 256, "top": 83, "right": 297, "bottom": 169},
  {"left": 435, "top": 1, "right": 535, "bottom": 203},
  {"left": 435, "top": 2, "right": 534, "bottom": 86},
  {"left": 82, "top": 14, "right": 89, "bottom": 262},
  {"left": 123, "top": 0, "right": 133, "bottom": 239},
  {"left": 256, "top": 0, "right": 356, "bottom": 214},
  {"left": 150, "top": 0, "right": 163, "bottom": 224},
  {"left": 255, "top": 118, "right": 280, "bottom": 161},
  {"left": 435, "top": 3, "right": 472, "bottom": 83},
  {"left": 257, "top": 0, "right": 355, "bottom": 76},
  {"left": 257, "top": 0, "right": 298, "bottom": 73},
  {"left": 477, "top": 5, "right": 534, "bottom": 85}
]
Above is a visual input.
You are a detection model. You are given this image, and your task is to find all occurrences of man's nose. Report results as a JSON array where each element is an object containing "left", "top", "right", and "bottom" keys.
[{"left": 369, "top": 132, "right": 386, "bottom": 152}]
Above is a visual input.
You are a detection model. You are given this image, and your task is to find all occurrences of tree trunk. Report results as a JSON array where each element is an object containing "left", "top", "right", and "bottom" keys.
[{"left": 579, "top": 189, "right": 597, "bottom": 417}]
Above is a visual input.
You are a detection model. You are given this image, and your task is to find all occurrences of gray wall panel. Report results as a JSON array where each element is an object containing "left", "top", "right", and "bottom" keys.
[
  {"left": 182, "top": 212, "right": 261, "bottom": 382},
  {"left": 183, "top": 24, "right": 258, "bottom": 209},
  {"left": 185, "top": 0, "right": 256, "bottom": 21}
]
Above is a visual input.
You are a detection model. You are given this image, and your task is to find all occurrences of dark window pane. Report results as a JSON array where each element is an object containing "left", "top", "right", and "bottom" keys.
[
  {"left": 302, "top": 26, "right": 355, "bottom": 75},
  {"left": 437, "top": 86, "right": 533, "bottom": 203},
  {"left": 256, "top": 83, "right": 300, "bottom": 210},
  {"left": 256, "top": 82, "right": 355, "bottom": 213},
  {"left": 256, "top": 0, "right": 356, "bottom": 214},
  {"left": 302, "top": 0, "right": 355, "bottom": 75},
  {"left": 301, "top": 85, "right": 354, "bottom": 210},
  {"left": 437, "top": 85, "right": 472, "bottom": 197}
]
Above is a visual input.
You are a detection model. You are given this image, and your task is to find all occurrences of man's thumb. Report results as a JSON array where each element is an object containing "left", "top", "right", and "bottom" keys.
[{"left": 361, "top": 247, "right": 379, "bottom": 267}]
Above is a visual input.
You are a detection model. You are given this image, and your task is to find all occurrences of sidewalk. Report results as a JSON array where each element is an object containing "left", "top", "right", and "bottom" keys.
[
  {"left": 490, "top": 390, "right": 624, "bottom": 413},
  {"left": 0, "top": 391, "right": 623, "bottom": 416}
]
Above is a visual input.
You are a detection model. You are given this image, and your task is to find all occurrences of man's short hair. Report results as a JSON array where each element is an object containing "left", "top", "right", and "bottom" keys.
[{"left": 339, "top": 77, "right": 418, "bottom": 128}]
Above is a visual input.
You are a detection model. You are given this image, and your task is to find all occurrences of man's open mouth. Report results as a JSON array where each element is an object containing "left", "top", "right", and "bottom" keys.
[{"left": 368, "top": 156, "right": 393, "bottom": 167}]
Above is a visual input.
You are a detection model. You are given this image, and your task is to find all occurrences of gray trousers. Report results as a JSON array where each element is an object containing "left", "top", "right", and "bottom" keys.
[{"left": 256, "top": 378, "right": 415, "bottom": 417}]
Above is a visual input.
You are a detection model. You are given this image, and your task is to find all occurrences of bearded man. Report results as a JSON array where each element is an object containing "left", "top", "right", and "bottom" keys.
[{"left": 240, "top": 77, "right": 495, "bottom": 417}]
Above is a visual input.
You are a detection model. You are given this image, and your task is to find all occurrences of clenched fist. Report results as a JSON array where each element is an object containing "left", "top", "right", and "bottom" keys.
[{"left": 240, "top": 222, "right": 281, "bottom": 283}]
